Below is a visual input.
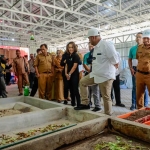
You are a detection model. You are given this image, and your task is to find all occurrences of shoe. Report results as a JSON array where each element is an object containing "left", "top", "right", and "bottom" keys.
[
  {"left": 74, "top": 104, "right": 90, "bottom": 110},
  {"left": 116, "top": 103, "right": 125, "bottom": 107},
  {"left": 57, "top": 100, "right": 61, "bottom": 103},
  {"left": 18, "top": 93, "right": 23, "bottom": 96},
  {"left": 71, "top": 102, "right": 76, "bottom": 107},
  {"left": 63, "top": 100, "right": 68, "bottom": 105},
  {"left": 90, "top": 101, "right": 92, "bottom": 107},
  {"left": 92, "top": 107, "right": 102, "bottom": 112},
  {"left": 130, "top": 106, "right": 136, "bottom": 111},
  {"left": 2, "top": 93, "right": 7, "bottom": 98}
]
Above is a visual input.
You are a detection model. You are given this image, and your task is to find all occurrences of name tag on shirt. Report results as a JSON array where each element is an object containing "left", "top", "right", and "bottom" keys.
[{"left": 97, "top": 53, "right": 102, "bottom": 55}]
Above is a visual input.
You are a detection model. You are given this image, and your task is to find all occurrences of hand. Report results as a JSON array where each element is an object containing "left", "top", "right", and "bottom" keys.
[
  {"left": 114, "top": 63, "right": 119, "bottom": 69},
  {"left": 65, "top": 74, "right": 70, "bottom": 80},
  {"left": 36, "top": 73, "right": 40, "bottom": 78},
  {"left": 130, "top": 68, "right": 135, "bottom": 76},
  {"left": 64, "top": 60, "right": 66, "bottom": 63}
]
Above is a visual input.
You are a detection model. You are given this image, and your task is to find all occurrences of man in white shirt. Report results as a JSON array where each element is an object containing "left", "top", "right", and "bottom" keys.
[{"left": 74, "top": 28, "right": 119, "bottom": 115}]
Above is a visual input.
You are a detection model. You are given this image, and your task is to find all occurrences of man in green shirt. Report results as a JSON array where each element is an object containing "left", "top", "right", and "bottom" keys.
[{"left": 128, "top": 32, "right": 149, "bottom": 110}]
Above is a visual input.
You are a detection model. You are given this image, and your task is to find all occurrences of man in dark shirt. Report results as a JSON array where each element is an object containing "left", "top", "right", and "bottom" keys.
[
  {"left": 30, "top": 48, "right": 41, "bottom": 97},
  {"left": 0, "top": 56, "right": 7, "bottom": 98}
]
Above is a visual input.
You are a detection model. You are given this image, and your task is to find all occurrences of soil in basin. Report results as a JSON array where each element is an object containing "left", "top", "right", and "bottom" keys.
[
  {"left": 58, "top": 132, "right": 150, "bottom": 150},
  {"left": 0, "top": 107, "right": 31, "bottom": 117}
]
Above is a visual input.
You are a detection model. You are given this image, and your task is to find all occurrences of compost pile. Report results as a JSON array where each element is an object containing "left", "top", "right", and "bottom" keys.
[
  {"left": 125, "top": 110, "right": 150, "bottom": 121},
  {"left": 95, "top": 136, "right": 147, "bottom": 150},
  {"left": 58, "top": 132, "right": 150, "bottom": 150},
  {"left": 0, "top": 109, "right": 21, "bottom": 117},
  {"left": 0, "top": 123, "right": 69, "bottom": 146},
  {"left": 0, "top": 107, "right": 31, "bottom": 117}
]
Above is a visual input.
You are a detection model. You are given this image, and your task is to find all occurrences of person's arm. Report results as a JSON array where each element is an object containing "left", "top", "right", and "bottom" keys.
[
  {"left": 60, "top": 54, "right": 66, "bottom": 66},
  {"left": 68, "top": 54, "right": 79, "bottom": 76},
  {"left": 26, "top": 58, "right": 30, "bottom": 74},
  {"left": 35, "top": 67, "right": 40, "bottom": 77},
  {"left": 128, "top": 47, "right": 135, "bottom": 76},
  {"left": 83, "top": 54, "right": 90, "bottom": 72},
  {"left": 105, "top": 41, "right": 119, "bottom": 67},
  {"left": 34, "top": 56, "right": 40, "bottom": 77},
  {"left": 68, "top": 63, "right": 78, "bottom": 75},
  {"left": 65, "top": 64, "right": 70, "bottom": 80},
  {"left": 13, "top": 59, "right": 17, "bottom": 76},
  {"left": 83, "top": 64, "right": 90, "bottom": 72}
]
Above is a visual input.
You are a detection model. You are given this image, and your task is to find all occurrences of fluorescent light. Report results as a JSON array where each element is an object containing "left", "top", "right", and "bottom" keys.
[{"left": 12, "top": 38, "right": 14, "bottom": 41}]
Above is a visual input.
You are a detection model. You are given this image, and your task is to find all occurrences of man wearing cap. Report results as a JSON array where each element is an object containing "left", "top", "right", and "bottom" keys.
[
  {"left": 136, "top": 29, "right": 150, "bottom": 109},
  {"left": 74, "top": 28, "right": 119, "bottom": 115},
  {"left": 128, "top": 32, "right": 149, "bottom": 110}
]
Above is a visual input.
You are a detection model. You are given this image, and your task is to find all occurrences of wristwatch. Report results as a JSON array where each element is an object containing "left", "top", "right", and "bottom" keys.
[{"left": 68, "top": 73, "right": 71, "bottom": 77}]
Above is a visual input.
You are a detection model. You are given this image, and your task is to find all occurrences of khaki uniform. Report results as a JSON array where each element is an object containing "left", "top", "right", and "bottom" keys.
[
  {"left": 34, "top": 53, "right": 54, "bottom": 100},
  {"left": 136, "top": 44, "right": 150, "bottom": 109},
  {"left": 13, "top": 57, "right": 29, "bottom": 94},
  {"left": 54, "top": 56, "right": 64, "bottom": 101}
]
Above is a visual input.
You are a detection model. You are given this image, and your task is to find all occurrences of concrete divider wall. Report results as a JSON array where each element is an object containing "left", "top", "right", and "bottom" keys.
[
  {"left": 5, "top": 117, "right": 108, "bottom": 150},
  {"left": 0, "top": 96, "right": 24, "bottom": 105},
  {"left": 0, "top": 107, "right": 66, "bottom": 134},
  {"left": 24, "top": 97, "right": 63, "bottom": 109},
  {"left": 66, "top": 108, "right": 106, "bottom": 122},
  {"left": 110, "top": 117, "right": 150, "bottom": 143}
]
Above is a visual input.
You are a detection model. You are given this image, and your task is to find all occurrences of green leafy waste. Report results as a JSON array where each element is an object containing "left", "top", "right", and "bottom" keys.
[{"left": 95, "top": 136, "right": 147, "bottom": 150}]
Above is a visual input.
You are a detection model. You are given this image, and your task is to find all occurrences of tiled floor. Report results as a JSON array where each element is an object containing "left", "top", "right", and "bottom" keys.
[{"left": 5, "top": 84, "right": 150, "bottom": 116}]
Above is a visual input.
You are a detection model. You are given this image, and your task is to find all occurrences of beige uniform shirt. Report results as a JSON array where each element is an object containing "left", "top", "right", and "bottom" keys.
[
  {"left": 136, "top": 44, "right": 150, "bottom": 72},
  {"left": 13, "top": 57, "right": 29, "bottom": 74},
  {"left": 34, "top": 53, "right": 53, "bottom": 74}
]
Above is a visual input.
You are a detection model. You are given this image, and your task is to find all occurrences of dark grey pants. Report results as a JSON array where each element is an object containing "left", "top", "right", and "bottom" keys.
[
  {"left": 0, "top": 76, "right": 7, "bottom": 98},
  {"left": 88, "top": 84, "right": 101, "bottom": 108}
]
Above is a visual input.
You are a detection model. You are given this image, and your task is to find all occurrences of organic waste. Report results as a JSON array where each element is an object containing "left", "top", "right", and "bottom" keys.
[
  {"left": 0, "top": 123, "right": 69, "bottom": 146},
  {"left": 95, "top": 136, "right": 148, "bottom": 150}
]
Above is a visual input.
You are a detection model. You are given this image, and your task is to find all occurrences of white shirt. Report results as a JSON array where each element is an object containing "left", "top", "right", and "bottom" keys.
[
  {"left": 90, "top": 40, "right": 119, "bottom": 83},
  {"left": 132, "top": 59, "right": 138, "bottom": 67}
]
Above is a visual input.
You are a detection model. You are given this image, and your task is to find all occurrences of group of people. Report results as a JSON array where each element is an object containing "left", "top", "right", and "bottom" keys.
[
  {"left": 129, "top": 30, "right": 150, "bottom": 110},
  {"left": 0, "top": 28, "right": 150, "bottom": 115}
]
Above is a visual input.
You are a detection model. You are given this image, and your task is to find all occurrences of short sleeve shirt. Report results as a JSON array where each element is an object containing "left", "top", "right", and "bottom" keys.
[
  {"left": 66, "top": 53, "right": 80, "bottom": 75},
  {"left": 34, "top": 53, "right": 53, "bottom": 74},
  {"left": 83, "top": 52, "right": 90, "bottom": 65},
  {"left": 129, "top": 45, "right": 138, "bottom": 59}
]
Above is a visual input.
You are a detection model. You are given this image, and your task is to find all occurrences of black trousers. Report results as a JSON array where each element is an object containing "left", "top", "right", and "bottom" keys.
[
  {"left": 111, "top": 74, "right": 121, "bottom": 105},
  {"left": 29, "top": 72, "right": 35, "bottom": 88},
  {"left": 30, "top": 77, "right": 38, "bottom": 97},
  {"left": 63, "top": 75, "right": 70, "bottom": 99},
  {"left": 69, "top": 74, "right": 80, "bottom": 106},
  {"left": 6, "top": 72, "right": 11, "bottom": 85}
]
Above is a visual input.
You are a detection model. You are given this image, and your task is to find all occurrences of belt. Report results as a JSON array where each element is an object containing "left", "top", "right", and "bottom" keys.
[
  {"left": 42, "top": 72, "right": 52, "bottom": 74},
  {"left": 42, "top": 72, "right": 51, "bottom": 74},
  {"left": 137, "top": 70, "right": 150, "bottom": 75}
]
